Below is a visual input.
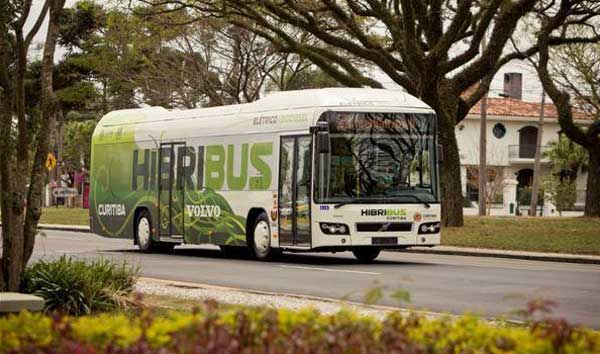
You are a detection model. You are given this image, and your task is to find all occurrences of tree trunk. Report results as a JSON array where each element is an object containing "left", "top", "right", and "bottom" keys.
[
  {"left": 23, "top": 0, "right": 65, "bottom": 269},
  {"left": 0, "top": 0, "right": 66, "bottom": 291},
  {"left": 438, "top": 106, "right": 465, "bottom": 227},
  {"left": 585, "top": 148, "right": 600, "bottom": 217},
  {"left": 0, "top": 82, "right": 28, "bottom": 293},
  {"left": 529, "top": 93, "right": 546, "bottom": 216},
  {"left": 421, "top": 81, "right": 465, "bottom": 227}
]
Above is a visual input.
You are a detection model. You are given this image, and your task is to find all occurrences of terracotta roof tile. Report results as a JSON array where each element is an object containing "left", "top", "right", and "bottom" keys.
[{"left": 468, "top": 97, "right": 593, "bottom": 120}]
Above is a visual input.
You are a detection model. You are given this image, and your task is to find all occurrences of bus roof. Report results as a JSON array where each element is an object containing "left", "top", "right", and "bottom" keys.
[{"left": 94, "top": 88, "right": 434, "bottom": 140}]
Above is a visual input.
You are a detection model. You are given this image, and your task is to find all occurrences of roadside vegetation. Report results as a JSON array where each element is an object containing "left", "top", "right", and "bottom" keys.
[
  {"left": 21, "top": 256, "right": 138, "bottom": 315},
  {"left": 39, "top": 207, "right": 89, "bottom": 226},
  {"left": 2, "top": 298, "right": 599, "bottom": 354},
  {"left": 442, "top": 216, "right": 600, "bottom": 255},
  {"left": 7, "top": 257, "right": 598, "bottom": 353}
]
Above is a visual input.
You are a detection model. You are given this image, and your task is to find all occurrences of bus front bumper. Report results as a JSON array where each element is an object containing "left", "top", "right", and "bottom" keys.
[{"left": 309, "top": 227, "right": 441, "bottom": 249}]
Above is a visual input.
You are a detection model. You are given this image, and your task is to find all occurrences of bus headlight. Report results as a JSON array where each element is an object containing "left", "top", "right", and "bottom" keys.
[
  {"left": 320, "top": 223, "right": 350, "bottom": 235},
  {"left": 418, "top": 222, "right": 440, "bottom": 234}
]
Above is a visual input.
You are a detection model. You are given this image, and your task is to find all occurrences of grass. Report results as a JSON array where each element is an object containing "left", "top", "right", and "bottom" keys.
[
  {"left": 40, "top": 207, "right": 89, "bottom": 226},
  {"left": 442, "top": 216, "right": 600, "bottom": 255},
  {"left": 35, "top": 208, "right": 600, "bottom": 255},
  {"left": 140, "top": 294, "right": 206, "bottom": 314},
  {"left": 137, "top": 294, "right": 245, "bottom": 317}
]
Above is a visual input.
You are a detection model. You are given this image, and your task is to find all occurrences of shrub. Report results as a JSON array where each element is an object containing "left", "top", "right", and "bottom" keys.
[
  {"left": 517, "top": 186, "right": 544, "bottom": 206},
  {"left": 21, "top": 255, "right": 138, "bottom": 315},
  {"left": 0, "top": 301, "right": 599, "bottom": 354},
  {"left": 543, "top": 174, "right": 577, "bottom": 215}
]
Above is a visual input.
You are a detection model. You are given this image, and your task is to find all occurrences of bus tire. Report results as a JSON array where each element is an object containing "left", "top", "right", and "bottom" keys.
[
  {"left": 136, "top": 210, "right": 159, "bottom": 253},
  {"left": 250, "top": 212, "right": 281, "bottom": 261},
  {"left": 352, "top": 247, "right": 381, "bottom": 263}
]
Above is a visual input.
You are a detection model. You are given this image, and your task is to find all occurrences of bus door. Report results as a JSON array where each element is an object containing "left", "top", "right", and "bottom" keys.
[
  {"left": 158, "top": 142, "right": 185, "bottom": 238},
  {"left": 279, "top": 136, "right": 312, "bottom": 247}
]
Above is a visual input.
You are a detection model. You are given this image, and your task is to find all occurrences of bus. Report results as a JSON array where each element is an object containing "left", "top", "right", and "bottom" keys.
[{"left": 90, "top": 88, "right": 441, "bottom": 262}]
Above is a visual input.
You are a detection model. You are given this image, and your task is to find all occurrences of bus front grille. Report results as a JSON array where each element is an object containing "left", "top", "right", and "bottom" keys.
[{"left": 356, "top": 222, "right": 413, "bottom": 232}]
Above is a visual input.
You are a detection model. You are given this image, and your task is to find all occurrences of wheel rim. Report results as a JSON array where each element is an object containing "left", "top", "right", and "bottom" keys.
[
  {"left": 138, "top": 217, "right": 151, "bottom": 247},
  {"left": 254, "top": 220, "right": 270, "bottom": 257}
]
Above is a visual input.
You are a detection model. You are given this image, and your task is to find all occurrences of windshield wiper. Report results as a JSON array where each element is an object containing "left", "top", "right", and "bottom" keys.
[
  {"left": 397, "top": 194, "right": 431, "bottom": 208},
  {"left": 333, "top": 198, "right": 375, "bottom": 209}
]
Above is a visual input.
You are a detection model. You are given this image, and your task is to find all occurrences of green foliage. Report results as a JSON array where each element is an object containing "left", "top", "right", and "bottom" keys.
[
  {"left": 1, "top": 301, "right": 599, "bottom": 354},
  {"left": 517, "top": 186, "right": 544, "bottom": 206},
  {"left": 390, "top": 289, "right": 411, "bottom": 304},
  {"left": 274, "top": 66, "right": 343, "bottom": 91},
  {"left": 62, "top": 119, "right": 97, "bottom": 170},
  {"left": 21, "top": 256, "right": 138, "bottom": 315},
  {"left": 59, "top": 0, "right": 105, "bottom": 49},
  {"left": 543, "top": 174, "right": 577, "bottom": 215},
  {"left": 363, "top": 284, "right": 384, "bottom": 305},
  {"left": 544, "top": 135, "right": 589, "bottom": 177}
]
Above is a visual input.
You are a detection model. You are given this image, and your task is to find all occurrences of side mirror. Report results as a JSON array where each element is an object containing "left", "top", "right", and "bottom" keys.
[
  {"left": 311, "top": 121, "right": 330, "bottom": 154},
  {"left": 317, "top": 131, "right": 330, "bottom": 154},
  {"left": 437, "top": 143, "right": 443, "bottom": 164}
]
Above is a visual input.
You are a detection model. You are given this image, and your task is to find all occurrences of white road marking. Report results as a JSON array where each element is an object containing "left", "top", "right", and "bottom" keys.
[{"left": 280, "top": 265, "right": 381, "bottom": 275}]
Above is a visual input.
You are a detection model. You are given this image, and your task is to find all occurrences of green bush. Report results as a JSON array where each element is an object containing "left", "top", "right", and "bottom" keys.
[
  {"left": 21, "top": 255, "right": 138, "bottom": 315},
  {"left": 0, "top": 302, "right": 599, "bottom": 354},
  {"left": 543, "top": 175, "right": 577, "bottom": 215},
  {"left": 517, "top": 186, "right": 544, "bottom": 206}
]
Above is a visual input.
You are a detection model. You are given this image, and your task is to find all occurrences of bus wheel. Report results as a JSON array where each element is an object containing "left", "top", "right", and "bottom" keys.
[
  {"left": 352, "top": 247, "right": 381, "bottom": 263},
  {"left": 250, "top": 213, "right": 280, "bottom": 261},
  {"left": 136, "top": 210, "right": 158, "bottom": 253}
]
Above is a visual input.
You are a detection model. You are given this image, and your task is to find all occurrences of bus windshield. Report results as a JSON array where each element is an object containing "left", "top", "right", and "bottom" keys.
[{"left": 315, "top": 111, "right": 438, "bottom": 204}]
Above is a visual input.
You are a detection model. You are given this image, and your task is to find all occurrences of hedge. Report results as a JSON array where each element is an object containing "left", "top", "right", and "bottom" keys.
[{"left": 1, "top": 301, "right": 598, "bottom": 354}]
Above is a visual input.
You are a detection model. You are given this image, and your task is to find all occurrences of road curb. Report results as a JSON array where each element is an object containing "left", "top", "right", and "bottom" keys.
[
  {"left": 38, "top": 224, "right": 90, "bottom": 233},
  {"left": 403, "top": 248, "right": 600, "bottom": 265},
  {"left": 1, "top": 224, "right": 90, "bottom": 233}
]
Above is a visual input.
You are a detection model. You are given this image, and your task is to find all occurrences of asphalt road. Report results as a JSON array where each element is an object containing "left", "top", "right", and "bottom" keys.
[{"left": 30, "top": 230, "right": 600, "bottom": 327}]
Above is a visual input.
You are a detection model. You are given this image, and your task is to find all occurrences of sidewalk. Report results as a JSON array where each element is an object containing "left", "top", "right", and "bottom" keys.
[{"left": 24, "top": 223, "right": 600, "bottom": 265}]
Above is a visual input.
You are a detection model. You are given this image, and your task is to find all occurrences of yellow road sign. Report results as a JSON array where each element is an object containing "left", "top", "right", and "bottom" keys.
[{"left": 45, "top": 153, "right": 57, "bottom": 171}]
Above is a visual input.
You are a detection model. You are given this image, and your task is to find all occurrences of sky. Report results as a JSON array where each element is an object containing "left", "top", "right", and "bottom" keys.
[{"left": 25, "top": 0, "right": 546, "bottom": 104}]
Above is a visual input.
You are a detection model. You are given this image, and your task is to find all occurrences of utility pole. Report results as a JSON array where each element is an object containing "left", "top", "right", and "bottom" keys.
[
  {"left": 478, "top": 35, "right": 488, "bottom": 216},
  {"left": 530, "top": 91, "right": 546, "bottom": 216}
]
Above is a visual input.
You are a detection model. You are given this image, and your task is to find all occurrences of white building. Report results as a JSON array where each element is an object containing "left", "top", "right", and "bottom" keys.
[{"left": 457, "top": 72, "right": 592, "bottom": 215}]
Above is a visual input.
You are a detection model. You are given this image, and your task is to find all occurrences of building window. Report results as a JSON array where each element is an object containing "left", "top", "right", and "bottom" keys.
[{"left": 493, "top": 123, "right": 506, "bottom": 139}]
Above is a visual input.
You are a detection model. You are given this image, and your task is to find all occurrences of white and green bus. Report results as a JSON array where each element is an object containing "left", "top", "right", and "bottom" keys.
[{"left": 90, "top": 88, "right": 441, "bottom": 262}]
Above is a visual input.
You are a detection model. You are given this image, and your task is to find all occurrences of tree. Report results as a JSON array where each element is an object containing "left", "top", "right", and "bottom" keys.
[
  {"left": 142, "top": 0, "right": 600, "bottom": 226},
  {"left": 0, "top": 0, "right": 66, "bottom": 291},
  {"left": 544, "top": 134, "right": 589, "bottom": 181},
  {"left": 63, "top": 3, "right": 334, "bottom": 109},
  {"left": 532, "top": 1, "right": 600, "bottom": 217},
  {"left": 62, "top": 118, "right": 97, "bottom": 170},
  {"left": 466, "top": 166, "right": 505, "bottom": 216},
  {"left": 542, "top": 134, "right": 587, "bottom": 216},
  {"left": 543, "top": 174, "right": 576, "bottom": 216}
]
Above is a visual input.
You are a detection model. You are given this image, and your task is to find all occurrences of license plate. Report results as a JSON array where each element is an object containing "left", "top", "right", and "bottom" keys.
[{"left": 372, "top": 237, "right": 398, "bottom": 245}]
